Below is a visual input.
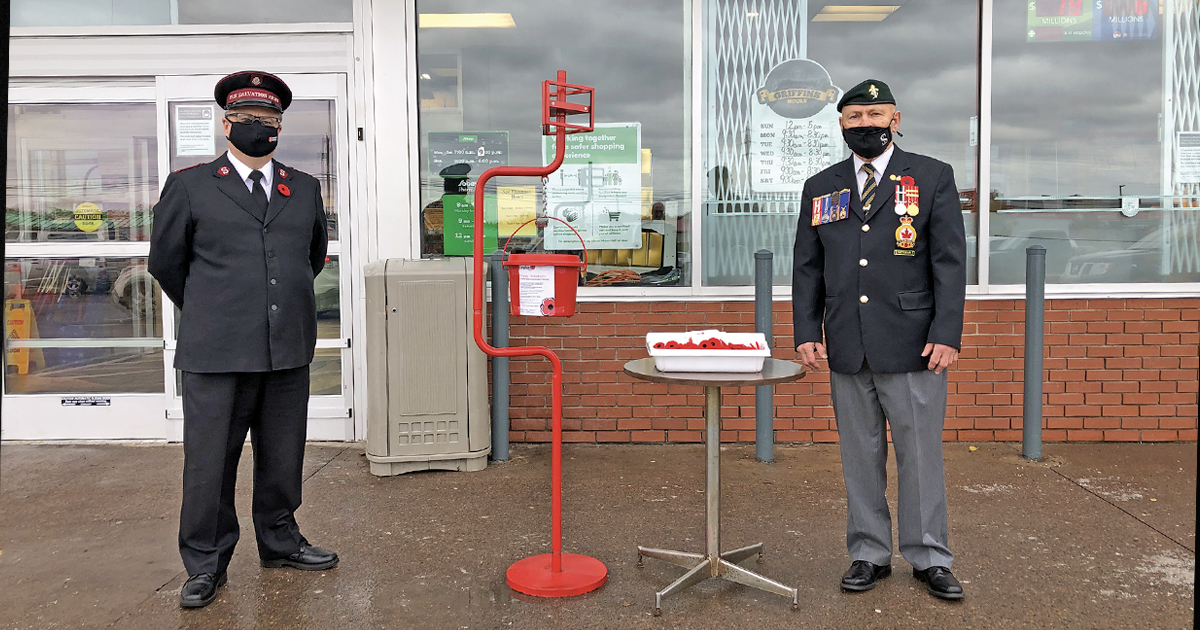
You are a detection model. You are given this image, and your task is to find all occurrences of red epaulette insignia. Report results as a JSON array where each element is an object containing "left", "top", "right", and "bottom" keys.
[{"left": 217, "top": 166, "right": 231, "bottom": 177}]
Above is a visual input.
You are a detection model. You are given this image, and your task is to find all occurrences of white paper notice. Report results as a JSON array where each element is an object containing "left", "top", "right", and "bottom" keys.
[
  {"left": 517, "top": 265, "right": 556, "bottom": 317},
  {"left": 175, "top": 105, "right": 216, "bottom": 157},
  {"left": 1176, "top": 132, "right": 1200, "bottom": 185}
]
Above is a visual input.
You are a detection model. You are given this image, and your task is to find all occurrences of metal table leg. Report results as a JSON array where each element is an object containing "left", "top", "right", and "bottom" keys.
[{"left": 638, "top": 385, "right": 799, "bottom": 616}]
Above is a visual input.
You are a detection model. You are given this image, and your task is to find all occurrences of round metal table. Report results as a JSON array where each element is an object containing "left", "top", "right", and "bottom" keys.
[{"left": 622, "top": 358, "right": 806, "bottom": 615}]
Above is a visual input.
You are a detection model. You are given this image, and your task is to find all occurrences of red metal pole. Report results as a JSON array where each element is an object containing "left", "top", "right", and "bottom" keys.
[{"left": 472, "top": 71, "right": 569, "bottom": 573}]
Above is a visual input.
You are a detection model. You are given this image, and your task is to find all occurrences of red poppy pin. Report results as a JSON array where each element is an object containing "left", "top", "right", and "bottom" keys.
[
  {"left": 277, "top": 183, "right": 291, "bottom": 197},
  {"left": 217, "top": 166, "right": 230, "bottom": 176}
]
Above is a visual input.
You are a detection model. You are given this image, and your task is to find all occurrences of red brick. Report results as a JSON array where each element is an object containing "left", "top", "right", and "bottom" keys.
[
  {"left": 1124, "top": 321, "right": 1161, "bottom": 334},
  {"left": 1140, "top": 430, "right": 1178, "bottom": 442},
  {"left": 1179, "top": 429, "right": 1199, "bottom": 441},
  {"left": 1067, "top": 429, "right": 1104, "bottom": 441},
  {"left": 1084, "top": 417, "right": 1121, "bottom": 429},
  {"left": 1121, "top": 417, "right": 1163, "bottom": 430},
  {"left": 1104, "top": 430, "right": 1141, "bottom": 441}
]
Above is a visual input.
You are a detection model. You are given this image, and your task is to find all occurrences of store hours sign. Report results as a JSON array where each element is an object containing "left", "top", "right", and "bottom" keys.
[{"left": 750, "top": 59, "right": 843, "bottom": 194}]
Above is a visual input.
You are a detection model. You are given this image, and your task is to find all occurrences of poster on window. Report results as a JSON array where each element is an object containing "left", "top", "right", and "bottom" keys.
[
  {"left": 1026, "top": 0, "right": 1158, "bottom": 42},
  {"left": 542, "top": 123, "right": 642, "bottom": 250},
  {"left": 428, "top": 131, "right": 509, "bottom": 178},
  {"left": 1176, "top": 132, "right": 1200, "bottom": 185},
  {"left": 750, "top": 59, "right": 843, "bottom": 194},
  {"left": 175, "top": 105, "right": 217, "bottom": 157}
]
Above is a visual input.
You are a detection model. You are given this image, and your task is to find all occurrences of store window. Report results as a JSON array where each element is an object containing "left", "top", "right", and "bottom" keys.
[
  {"left": 415, "top": 0, "right": 693, "bottom": 288},
  {"left": 991, "top": 0, "right": 1199, "bottom": 284},
  {"left": 6, "top": 104, "right": 159, "bottom": 243},
  {"left": 11, "top": 0, "right": 352, "bottom": 27},
  {"left": 702, "top": 0, "right": 981, "bottom": 286},
  {"left": 6, "top": 103, "right": 163, "bottom": 394}
]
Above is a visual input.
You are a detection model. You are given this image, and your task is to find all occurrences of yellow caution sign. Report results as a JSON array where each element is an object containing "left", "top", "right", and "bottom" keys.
[
  {"left": 6, "top": 299, "right": 33, "bottom": 375},
  {"left": 73, "top": 202, "right": 104, "bottom": 232}
]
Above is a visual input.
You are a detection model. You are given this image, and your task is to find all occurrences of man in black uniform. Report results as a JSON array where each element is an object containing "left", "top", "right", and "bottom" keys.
[
  {"left": 149, "top": 71, "right": 337, "bottom": 609},
  {"left": 791, "top": 80, "right": 967, "bottom": 601}
]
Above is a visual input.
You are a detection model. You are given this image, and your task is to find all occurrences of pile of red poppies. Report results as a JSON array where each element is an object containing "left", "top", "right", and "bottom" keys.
[{"left": 652, "top": 337, "right": 762, "bottom": 351}]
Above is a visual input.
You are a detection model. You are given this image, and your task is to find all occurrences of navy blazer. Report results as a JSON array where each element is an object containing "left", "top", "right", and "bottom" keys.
[
  {"left": 149, "top": 153, "right": 329, "bottom": 373},
  {"left": 791, "top": 146, "right": 967, "bottom": 374}
]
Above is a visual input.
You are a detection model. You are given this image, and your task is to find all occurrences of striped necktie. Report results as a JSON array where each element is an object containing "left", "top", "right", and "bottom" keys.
[{"left": 861, "top": 163, "right": 877, "bottom": 214}]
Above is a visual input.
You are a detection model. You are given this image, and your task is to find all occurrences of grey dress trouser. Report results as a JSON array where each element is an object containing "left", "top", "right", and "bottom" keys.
[{"left": 829, "top": 360, "right": 953, "bottom": 571}]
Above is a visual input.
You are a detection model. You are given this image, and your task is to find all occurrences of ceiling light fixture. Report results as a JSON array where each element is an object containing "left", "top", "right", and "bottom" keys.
[
  {"left": 419, "top": 13, "right": 516, "bottom": 28},
  {"left": 812, "top": 5, "right": 899, "bottom": 22}
]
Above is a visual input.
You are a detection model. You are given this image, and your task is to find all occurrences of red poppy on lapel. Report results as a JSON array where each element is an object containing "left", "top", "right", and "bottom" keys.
[{"left": 277, "top": 183, "right": 291, "bottom": 197}]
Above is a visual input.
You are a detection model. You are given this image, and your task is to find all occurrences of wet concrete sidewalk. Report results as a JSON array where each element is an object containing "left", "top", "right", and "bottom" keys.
[{"left": 0, "top": 441, "right": 1194, "bottom": 629}]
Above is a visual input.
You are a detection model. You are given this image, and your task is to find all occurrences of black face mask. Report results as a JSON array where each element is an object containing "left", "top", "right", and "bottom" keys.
[
  {"left": 227, "top": 120, "right": 278, "bottom": 158},
  {"left": 842, "top": 120, "right": 895, "bottom": 160}
]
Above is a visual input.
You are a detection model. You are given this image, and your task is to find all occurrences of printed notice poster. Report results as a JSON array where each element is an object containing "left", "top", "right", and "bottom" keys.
[
  {"left": 498, "top": 186, "right": 537, "bottom": 237},
  {"left": 751, "top": 59, "right": 843, "bottom": 194},
  {"left": 1176, "top": 132, "right": 1200, "bottom": 185},
  {"left": 542, "top": 123, "right": 642, "bottom": 250},
  {"left": 428, "top": 131, "right": 509, "bottom": 177},
  {"left": 517, "top": 265, "right": 555, "bottom": 317},
  {"left": 175, "top": 105, "right": 217, "bottom": 157},
  {"left": 442, "top": 193, "right": 498, "bottom": 256}
]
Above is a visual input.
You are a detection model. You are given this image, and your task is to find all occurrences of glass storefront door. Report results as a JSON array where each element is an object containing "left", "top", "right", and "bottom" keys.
[
  {"left": 3, "top": 74, "right": 355, "bottom": 441},
  {"left": 158, "top": 74, "right": 354, "bottom": 442}
]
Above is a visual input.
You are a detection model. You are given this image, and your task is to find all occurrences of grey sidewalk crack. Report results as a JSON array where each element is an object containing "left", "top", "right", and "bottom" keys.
[{"left": 1049, "top": 466, "right": 1195, "bottom": 554}]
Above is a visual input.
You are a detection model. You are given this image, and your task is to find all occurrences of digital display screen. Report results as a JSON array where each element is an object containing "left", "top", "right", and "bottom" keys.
[{"left": 1027, "top": 0, "right": 1159, "bottom": 42}]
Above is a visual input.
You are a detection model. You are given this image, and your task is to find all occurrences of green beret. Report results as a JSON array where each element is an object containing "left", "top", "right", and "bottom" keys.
[{"left": 837, "top": 79, "right": 895, "bottom": 112}]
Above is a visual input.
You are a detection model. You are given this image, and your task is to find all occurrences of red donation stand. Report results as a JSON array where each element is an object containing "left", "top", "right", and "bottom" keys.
[{"left": 470, "top": 71, "right": 607, "bottom": 597}]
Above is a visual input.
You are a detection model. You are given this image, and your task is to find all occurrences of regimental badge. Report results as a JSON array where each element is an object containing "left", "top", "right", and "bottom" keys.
[
  {"left": 895, "top": 216, "right": 917, "bottom": 249},
  {"left": 251, "top": 75, "right": 263, "bottom": 86},
  {"left": 895, "top": 175, "right": 919, "bottom": 216},
  {"left": 217, "top": 166, "right": 230, "bottom": 176},
  {"left": 869, "top": 84, "right": 879, "bottom": 99}
]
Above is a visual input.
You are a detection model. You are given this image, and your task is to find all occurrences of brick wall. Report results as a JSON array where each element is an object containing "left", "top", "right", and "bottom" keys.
[{"left": 500, "top": 298, "right": 1199, "bottom": 444}]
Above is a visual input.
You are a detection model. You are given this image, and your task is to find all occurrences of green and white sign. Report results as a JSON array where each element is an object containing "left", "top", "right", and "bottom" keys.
[
  {"left": 542, "top": 123, "right": 642, "bottom": 250},
  {"left": 442, "top": 193, "right": 498, "bottom": 256}
]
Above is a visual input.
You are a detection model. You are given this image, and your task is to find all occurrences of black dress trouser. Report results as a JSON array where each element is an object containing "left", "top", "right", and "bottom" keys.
[{"left": 178, "top": 366, "right": 310, "bottom": 576}]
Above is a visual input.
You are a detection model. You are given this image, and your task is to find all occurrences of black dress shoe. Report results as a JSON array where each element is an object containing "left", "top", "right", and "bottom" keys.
[
  {"left": 840, "top": 560, "right": 892, "bottom": 592},
  {"left": 180, "top": 572, "right": 226, "bottom": 608},
  {"left": 261, "top": 544, "right": 339, "bottom": 571},
  {"left": 913, "top": 566, "right": 965, "bottom": 600}
]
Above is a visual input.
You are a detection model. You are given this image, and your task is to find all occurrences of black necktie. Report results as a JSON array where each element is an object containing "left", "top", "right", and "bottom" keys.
[
  {"left": 861, "top": 163, "right": 877, "bottom": 214},
  {"left": 248, "top": 170, "right": 268, "bottom": 218}
]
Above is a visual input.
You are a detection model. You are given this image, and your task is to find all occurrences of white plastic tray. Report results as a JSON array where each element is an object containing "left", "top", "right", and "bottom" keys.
[{"left": 645, "top": 330, "right": 771, "bottom": 373}]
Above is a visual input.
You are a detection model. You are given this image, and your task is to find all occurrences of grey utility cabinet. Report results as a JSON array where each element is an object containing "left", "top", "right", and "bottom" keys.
[{"left": 364, "top": 258, "right": 490, "bottom": 475}]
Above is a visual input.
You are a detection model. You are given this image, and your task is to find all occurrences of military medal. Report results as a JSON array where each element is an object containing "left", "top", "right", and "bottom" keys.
[
  {"left": 895, "top": 216, "right": 917, "bottom": 249},
  {"left": 838, "top": 189, "right": 851, "bottom": 220},
  {"left": 895, "top": 175, "right": 919, "bottom": 216}
]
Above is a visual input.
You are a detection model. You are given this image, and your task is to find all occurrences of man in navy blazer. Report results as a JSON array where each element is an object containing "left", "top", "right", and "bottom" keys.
[
  {"left": 792, "top": 79, "right": 967, "bottom": 601},
  {"left": 150, "top": 71, "right": 337, "bottom": 609}
]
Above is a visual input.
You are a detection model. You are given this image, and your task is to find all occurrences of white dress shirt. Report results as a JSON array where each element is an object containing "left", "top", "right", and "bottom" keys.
[
  {"left": 226, "top": 151, "right": 274, "bottom": 201},
  {"left": 852, "top": 143, "right": 895, "bottom": 199}
]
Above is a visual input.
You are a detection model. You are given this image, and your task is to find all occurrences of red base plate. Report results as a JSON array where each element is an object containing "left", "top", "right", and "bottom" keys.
[{"left": 506, "top": 553, "right": 608, "bottom": 597}]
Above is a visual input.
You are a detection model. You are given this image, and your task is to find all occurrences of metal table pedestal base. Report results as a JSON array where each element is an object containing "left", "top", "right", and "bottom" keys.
[{"left": 635, "top": 384, "right": 799, "bottom": 616}]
